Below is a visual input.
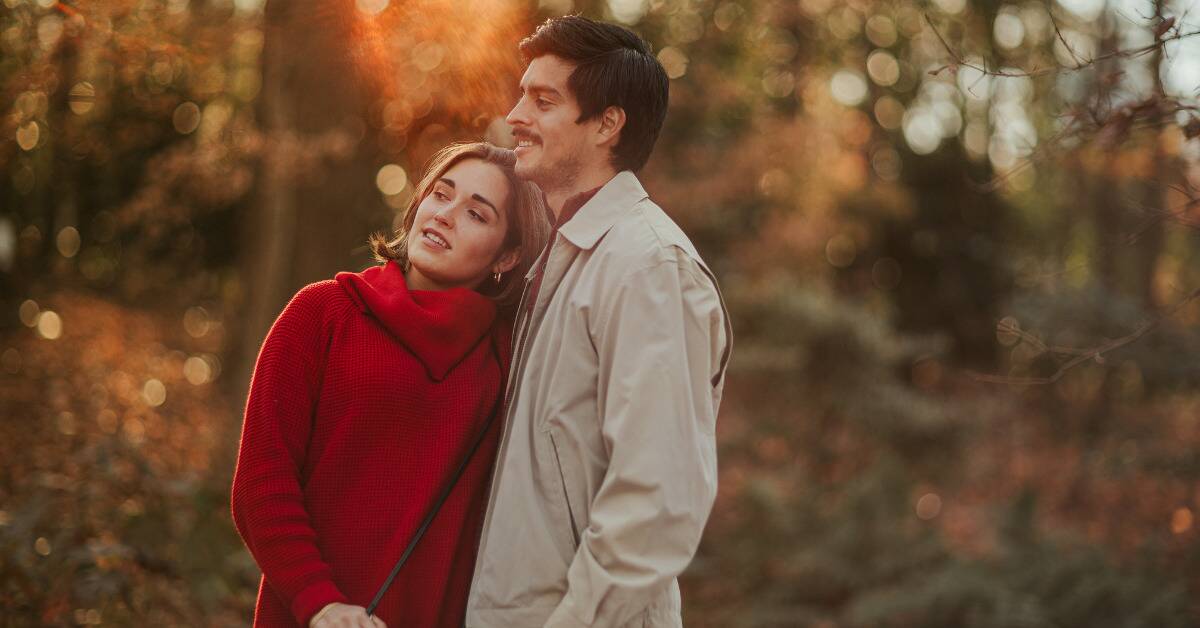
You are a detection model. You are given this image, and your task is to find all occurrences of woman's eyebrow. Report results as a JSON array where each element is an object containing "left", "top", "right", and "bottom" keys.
[
  {"left": 440, "top": 177, "right": 498, "bottom": 218},
  {"left": 471, "top": 193, "right": 499, "bottom": 218}
]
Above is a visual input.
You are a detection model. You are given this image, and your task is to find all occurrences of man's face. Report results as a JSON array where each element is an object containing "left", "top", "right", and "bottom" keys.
[{"left": 506, "top": 54, "right": 593, "bottom": 189}]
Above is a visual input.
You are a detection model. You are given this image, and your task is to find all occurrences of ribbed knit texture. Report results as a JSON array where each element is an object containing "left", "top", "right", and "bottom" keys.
[{"left": 231, "top": 262, "right": 509, "bottom": 627}]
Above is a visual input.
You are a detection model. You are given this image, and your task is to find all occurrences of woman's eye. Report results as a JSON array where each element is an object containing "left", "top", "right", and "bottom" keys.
[
  {"left": 433, "top": 191, "right": 449, "bottom": 201},
  {"left": 468, "top": 210, "right": 486, "bottom": 223}
]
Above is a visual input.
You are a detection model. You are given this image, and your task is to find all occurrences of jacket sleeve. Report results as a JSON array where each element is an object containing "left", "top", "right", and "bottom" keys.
[
  {"left": 230, "top": 283, "right": 349, "bottom": 625},
  {"left": 545, "top": 253, "right": 731, "bottom": 628}
]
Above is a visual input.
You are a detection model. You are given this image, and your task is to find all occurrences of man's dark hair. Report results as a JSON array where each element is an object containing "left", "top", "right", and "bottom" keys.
[{"left": 519, "top": 15, "right": 668, "bottom": 172}]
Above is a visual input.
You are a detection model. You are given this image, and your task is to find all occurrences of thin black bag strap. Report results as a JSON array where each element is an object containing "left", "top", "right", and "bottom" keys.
[{"left": 366, "top": 336, "right": 508, "bottom": 617}]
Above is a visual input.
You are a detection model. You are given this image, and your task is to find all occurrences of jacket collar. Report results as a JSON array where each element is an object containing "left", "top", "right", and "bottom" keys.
[{"left": 557, "top": 171, "right": 648, "bottom": 251}]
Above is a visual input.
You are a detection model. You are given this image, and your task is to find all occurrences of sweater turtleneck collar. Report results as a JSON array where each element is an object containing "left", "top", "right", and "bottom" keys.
[{"left": 335, "top": 261, "right": 498, "bottom": 382}]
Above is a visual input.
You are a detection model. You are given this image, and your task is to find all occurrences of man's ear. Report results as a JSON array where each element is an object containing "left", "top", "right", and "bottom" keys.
[
  {"left": 493, "top": 247, "right": 521, "bottom": 275},
  {"left": 595, "top": 105, "right": 626, "bottom": 148}
]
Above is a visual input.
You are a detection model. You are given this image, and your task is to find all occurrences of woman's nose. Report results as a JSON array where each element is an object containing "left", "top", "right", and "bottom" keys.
[{"left": 433, "top": 207, "right": 454, "bottom": 227}]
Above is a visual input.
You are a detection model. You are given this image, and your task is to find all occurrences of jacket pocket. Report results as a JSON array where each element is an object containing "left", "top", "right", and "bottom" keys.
[{"left": 547, "top": 430, "right": 581, "bottom": 550}]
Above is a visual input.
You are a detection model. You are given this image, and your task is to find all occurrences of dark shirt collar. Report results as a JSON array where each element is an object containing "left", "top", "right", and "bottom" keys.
[{"left": 553, "top": 186, "right": 603, "bottom": 230}]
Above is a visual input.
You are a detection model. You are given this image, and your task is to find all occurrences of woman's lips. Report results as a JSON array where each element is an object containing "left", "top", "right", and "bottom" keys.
[{"left": 422, "top": 230, "right": 450, "bottom": 249}]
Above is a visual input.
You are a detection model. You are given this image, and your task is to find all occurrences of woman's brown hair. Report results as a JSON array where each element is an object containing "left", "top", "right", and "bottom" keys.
[{"left": 369, "top": 142, "right": 551, "bottom": 312}]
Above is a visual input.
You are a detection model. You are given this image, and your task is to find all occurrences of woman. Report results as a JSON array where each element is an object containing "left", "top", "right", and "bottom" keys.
[{"left": 231, "top": 142, "right": 550, "bottom": 628}]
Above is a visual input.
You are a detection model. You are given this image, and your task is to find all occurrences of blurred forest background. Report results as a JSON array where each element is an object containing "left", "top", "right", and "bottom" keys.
[{"left": 3, "top": 0, "right": 1200, "bottom": 625}]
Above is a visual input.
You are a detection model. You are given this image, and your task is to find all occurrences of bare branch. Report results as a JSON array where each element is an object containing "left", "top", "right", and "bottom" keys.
[
  {"left": 924, "top": 13, "right": 1200, "bottom": 80},
  {"left": 969, "top": 287, "right": 1200, "bottom": 385},
  {"left": 1049, "top": 11, "right": 1087, "bottom": 69},
  {"left": 972, "top": 115, "right": 1082, "bottom": 194},
  {"left": 996, "top": 320, "right": 1093, "bottom": 357}
]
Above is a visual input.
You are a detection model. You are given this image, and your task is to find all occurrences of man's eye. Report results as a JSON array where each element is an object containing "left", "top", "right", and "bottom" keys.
[{"left": 536, "top": 98, "right": 551, "bottom": 108}]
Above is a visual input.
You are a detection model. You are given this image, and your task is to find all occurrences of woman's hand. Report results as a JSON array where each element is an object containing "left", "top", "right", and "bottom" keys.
[{"left": 309, "top": 603, "right": 386, "bottom": 628}]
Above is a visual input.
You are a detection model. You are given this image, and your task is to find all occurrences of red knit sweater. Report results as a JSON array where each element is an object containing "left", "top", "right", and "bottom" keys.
[{"left": 231, "top": 261, "right": 510, "bottom": 627}]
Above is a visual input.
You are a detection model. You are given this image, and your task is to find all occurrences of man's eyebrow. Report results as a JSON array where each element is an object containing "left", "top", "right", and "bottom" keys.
[{"left": 523, "top": 83, "right": 562, "bottom": 99}]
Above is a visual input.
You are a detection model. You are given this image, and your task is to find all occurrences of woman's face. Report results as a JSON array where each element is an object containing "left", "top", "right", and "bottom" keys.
[{"left": 405, "top": 157, "right": 518, "bottom": 292}]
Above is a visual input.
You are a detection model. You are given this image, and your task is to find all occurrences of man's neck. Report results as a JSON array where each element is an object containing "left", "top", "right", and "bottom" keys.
[{"left": 545, "top": 167, "right": 619, "bottom": 221}]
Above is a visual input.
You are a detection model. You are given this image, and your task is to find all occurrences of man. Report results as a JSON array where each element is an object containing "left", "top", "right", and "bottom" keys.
[{"left": 466, "top": 15, "right": 732, "bottom": 628}]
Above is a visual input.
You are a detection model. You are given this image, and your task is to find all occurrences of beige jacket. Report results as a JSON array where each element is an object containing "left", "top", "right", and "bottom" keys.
[{"left": 466, "top": 172, "right": 732, "bottom": 628}]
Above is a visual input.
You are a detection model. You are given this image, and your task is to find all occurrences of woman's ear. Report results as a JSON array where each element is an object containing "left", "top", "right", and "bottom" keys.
[{"left": 493, "top": 247, "right": 521, "bottom": 275}]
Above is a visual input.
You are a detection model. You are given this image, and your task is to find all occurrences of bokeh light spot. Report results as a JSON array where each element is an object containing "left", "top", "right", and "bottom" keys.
[
  {"left": 669, "top": 12, "right": 705, "bottom": 45},
  {"left": 143, "top": 379, "right": 167, "bottom": 407},
  {"left": 183, "top": 306, "right": 210, "bottom": 338},
  {"left": 713, "top": 2, "right": 743, "bottom": 31},
  {"left": 173, "top": 102, "right": 201, "bottom": 134},
  {"left": 762, "top": 68, "right": 795, "bottom": 98},
  {"left": 202, "top": 354, "right": 223, "bottom": 381},
  {"left": 16, "top": 121, "right": 40, "bottom": 151},
  {"left": 916, "top": 493, "right": 942, "bottom": 519},
  {"left": 830, "top": 70, "right": 868, "bottom": 106},
  {"left": 825, "top": 234, "right": 857, "bottom": 268},
  {"left": 931, "top": 0, "right": 966, "bottom": 15},
  {"left": 184, "top": 356, "right": 212, "bottom": 385},
  {"left": 356, "top": 0, "right": 388, "bottom": 16},
  {"left": 874, "top": 96, "right": 905, "bottom": 130},
  {"left": 36, "top": 311, "right": 62, "bottom": 340},
  {"left": 608, "top": 0, "right": 649, "bottom": 25},
  {"left": 903, "top": 107, "right": 942, "bottom": 154},
  {"left": 375, "top": 164, "right": 408, "bottom": 196},
  {"left": 994, "top": 10, "right": 1025, "bottom": 49},
  {"left": 1171, "top": 508, "right": 1193, "bottom": 534},
  {"left": 37, "top": 15, "right": 63, "bottom": 50},
  {"left": 871, "top": 146, "right": 902, "bottom": 181},
  {"left": 232, "top": 68, "right": 262, "bottom": 102},
  {"left": 35, "top": 537, "right": 51, "bottom": 556},
  {"left": 412, "top": 41, "right": 445, "bottom": 73},
  {"left": 963, "top": 122, "right": 988, "bottom": 159},
  {"left": 123, "top": 417, "right": 146, "bottom": 445},
  {"left": 997, "top": 316, "right": 1021, "bottom": 347},
  {"left": 56, "top": 226, "right": 80, "bottom": 258},
  {"left": 866, "top": 50, "right": 900, "bottom": 87},
  {"left": 1057, "top": 0, "right": 1104, "bottom": 21},
  {"left": 657, "top": 46, "right": 689, "bottom": 80},
  {"left": 68, "top": 82, "right": 96, "bottom": 115},
  {"left": 19, "top": 300, "right": 40, "bottom": 327},
  {"left": 866, "top": 15, "right": 898, "bottom": 47}
]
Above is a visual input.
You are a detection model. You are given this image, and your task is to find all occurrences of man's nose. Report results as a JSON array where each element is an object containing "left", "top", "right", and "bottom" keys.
[{"left": 505, "top": 99, "right": 528, "bottom": 128}]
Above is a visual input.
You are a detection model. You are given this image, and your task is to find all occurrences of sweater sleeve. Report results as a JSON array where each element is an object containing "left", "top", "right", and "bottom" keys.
[{"left": 231, "top": 282, "right": 348, "bottom": 625}]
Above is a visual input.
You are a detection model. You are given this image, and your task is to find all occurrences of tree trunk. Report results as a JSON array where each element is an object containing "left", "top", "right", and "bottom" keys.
[{"left": 233, "top": 0, "right": 382, "bottom": 395}]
